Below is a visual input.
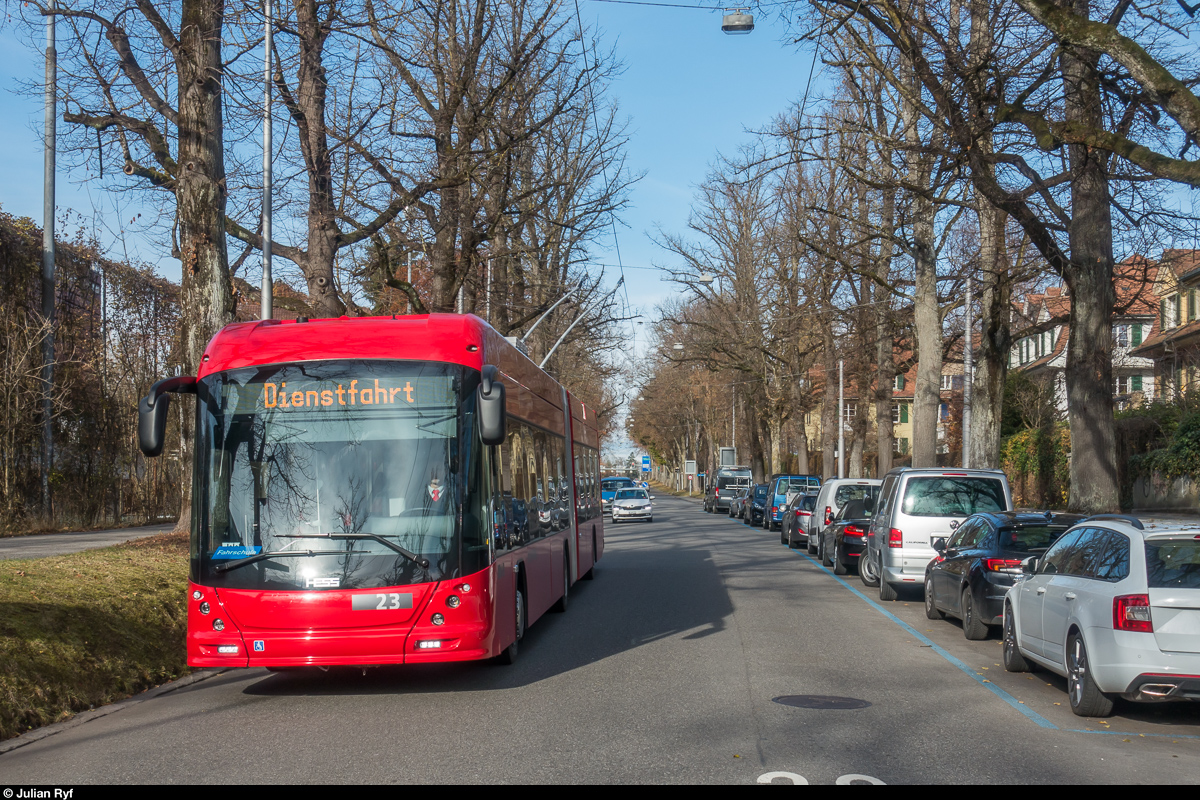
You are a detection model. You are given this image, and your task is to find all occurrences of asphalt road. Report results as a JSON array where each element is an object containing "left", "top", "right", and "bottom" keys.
[
  {"left": 2, "top": 496, "right": 1199, "bottom": 784},
  {"left": 0, "top": 525, "right": 174, "bottom": 561}
]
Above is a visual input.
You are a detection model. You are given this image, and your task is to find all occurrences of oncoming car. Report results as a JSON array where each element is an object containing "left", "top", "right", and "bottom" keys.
[
  {"left": 601, "top": 476, "right": 636, "bottom": 515},
  {"left": 610, "top": 488, "right": 654, "bottom": 523}
]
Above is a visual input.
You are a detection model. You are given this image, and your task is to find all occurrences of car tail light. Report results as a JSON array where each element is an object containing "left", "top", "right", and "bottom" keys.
[
  {"left": 844, "top": 525, "right": 865, "bottom": 536},
  {"left": 772, "top": 506, "right": 779, "bottom": 513},
  {"left": 1113, "top": 594, "right": 1153, "bottom": 633},
  {"left": 797, "top": 510, "right": 811, "bottom": 517},
  {"left": 888, "top": 528, "right": 903, "bottom": 548},
  {"left": 984, "top": 559, "right": 1023, "bottom": 573},
  {"left": 824, "top": 507, "right": 832, "bottom": 525},
  {"left": 715, "top": 489, "right": 719, "bottom": 497}
]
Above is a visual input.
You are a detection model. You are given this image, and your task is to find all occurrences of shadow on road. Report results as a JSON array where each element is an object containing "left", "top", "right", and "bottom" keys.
[{"left": 241, "top": 499, "right": 735, "bottom": 698}]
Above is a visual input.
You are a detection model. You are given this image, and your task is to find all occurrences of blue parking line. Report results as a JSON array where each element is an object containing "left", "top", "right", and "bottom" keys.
[{"left": 787, "top": 547, "right": 1059, "bottom": 730}]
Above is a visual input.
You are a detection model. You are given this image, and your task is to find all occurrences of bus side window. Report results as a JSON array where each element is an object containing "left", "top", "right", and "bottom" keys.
[{"left": 507, "top": 423, "right": 529, "bottom": 548}]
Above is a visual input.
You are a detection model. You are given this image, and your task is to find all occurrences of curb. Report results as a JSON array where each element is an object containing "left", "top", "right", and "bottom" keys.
[{"left": 0, "top": 668, "right": 230, "bottom": 756}]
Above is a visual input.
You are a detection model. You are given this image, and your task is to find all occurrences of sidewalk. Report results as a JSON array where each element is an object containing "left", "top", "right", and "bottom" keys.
[{"left": 0, "top": 524, "right": 175, "bottom": 561}]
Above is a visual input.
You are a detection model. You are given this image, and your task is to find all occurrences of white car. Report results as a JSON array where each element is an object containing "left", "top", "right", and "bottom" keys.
[
  {"left": 611, "top": 488, "right": 654, "bottom": 523},
  {"left": 1003, "top": 515, "right": 1200, "bottom": 717},
  {"left": 807, "top": 479, "right": 882, "bottom": 556}
]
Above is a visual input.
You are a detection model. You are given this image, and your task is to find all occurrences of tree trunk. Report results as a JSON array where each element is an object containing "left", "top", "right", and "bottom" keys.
[
  {"left": 768, "top": 416, "right": 783, "bottom": 478},
  {"left": 971, "top": 200, "right": 1011, "bottom": 468},
  {"left": 293, "top": 0, "right": 345, "bottom": 317},
  {"left": 797, "top": 427, "right": 809, "bottom": 474},
  {"left": 175, "top": 0, "right": 234, "bottom": 532},
  {"left": 848, "top": 436, "right": 865, "bottom": 479},
  {"left": 903, "top": 44, "right": 941, "bottom": 469},
  {"left": 910, "top": 187, "right": 940, "bottom": 468},
  {"left": 1061, "top": 0, "right": 1119, "bottom": 512},
  {"left": 967, "top": 0, "right": 1011, "bottom": 470}
]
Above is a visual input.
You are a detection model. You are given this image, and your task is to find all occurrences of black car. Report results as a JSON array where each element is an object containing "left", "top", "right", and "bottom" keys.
[
  {"left": 924, "top": 511, "right": 1085, "bottom": 640},
  {"left": 819, "top": 498, "right": 874, "bottom": 574},
  {"left": 744, "top": 483, "right": 770, "bottom": 527}
]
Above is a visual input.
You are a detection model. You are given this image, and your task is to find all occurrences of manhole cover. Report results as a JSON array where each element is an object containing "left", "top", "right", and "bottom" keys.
[{"left": 772, "top": 695, "right": 871, "bottom": 710}]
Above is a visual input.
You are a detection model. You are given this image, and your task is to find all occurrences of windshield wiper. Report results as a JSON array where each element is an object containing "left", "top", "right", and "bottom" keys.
[
  {"left": 279, "top": 532, "right": 431, "bottom": 568},
  {"left": 213, "top": 548, "right": 347, "bottom": 573},
  {"left": 213, "top": 533, "right": 430, "bottom": 573}
]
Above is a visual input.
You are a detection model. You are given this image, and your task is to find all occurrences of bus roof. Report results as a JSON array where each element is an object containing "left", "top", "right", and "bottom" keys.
[{"left": 196, "top": 313, "right": 600, "bottom": 440}]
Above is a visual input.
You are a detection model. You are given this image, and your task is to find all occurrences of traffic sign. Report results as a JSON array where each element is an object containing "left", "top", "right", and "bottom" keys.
[{"left": 642, "top": 455, "right": 650, "bottom": 472}]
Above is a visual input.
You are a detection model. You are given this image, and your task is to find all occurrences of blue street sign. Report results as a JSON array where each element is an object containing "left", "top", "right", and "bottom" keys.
[{"left": 641, "top": 455, "right": 651, "bottom": 472}]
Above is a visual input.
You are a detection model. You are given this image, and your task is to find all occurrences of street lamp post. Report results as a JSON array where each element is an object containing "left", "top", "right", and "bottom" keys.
[
  {"left": 42, "top": 5, "right": 57, "bottom": 518},
  {"left": 962, "top": 276, "right": 973, "bottom": 468},
  {"left": 261, "top": 0, "right": 274, "bottom": 320},
  {"left": 838, "top": 359, "right": 845, "bottom": 480}
]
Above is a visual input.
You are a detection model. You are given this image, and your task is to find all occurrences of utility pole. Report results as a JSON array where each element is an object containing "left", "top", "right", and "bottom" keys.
[
  {"left": 261, "top": 0, "right": 274, "bottom": 320},
  {"left": 838, "top": 360, "right": 846, "bottom": 480},
  {"left": 41, "top": 5, "right": 57, "bottom": 519},
  {"left": 962, "top": 276, "right": 973, "bottom": 468}
]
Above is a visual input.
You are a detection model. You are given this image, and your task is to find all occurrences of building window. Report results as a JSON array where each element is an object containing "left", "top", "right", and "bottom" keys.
[
  {"left": 843, "top": 403, "right": 857, "bottom": 423},
  {"left": 1115, "top": 375, "right": 1131, "bottom": 394},
  {"left": 939, "top": 402, "right": 949, "bottom": 420},
  {"left": 1114, "top": 324, "right": 1129, "bottom": 348},
  {"left": 893, "top": 438, "right": 909, "bottom": 455},
  {"left": 941, "top": 374, "right": 953, "bottom": 391}
]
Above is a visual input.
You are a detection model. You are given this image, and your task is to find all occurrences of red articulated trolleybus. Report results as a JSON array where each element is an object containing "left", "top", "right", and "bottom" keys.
[{"left": 137, "top": 314, "right": 604, "bottom": 668}]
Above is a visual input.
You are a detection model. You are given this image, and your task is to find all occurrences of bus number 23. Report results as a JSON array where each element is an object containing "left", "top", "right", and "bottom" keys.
[{"left": 376, "top": 593, "right": 404, "bottom": 609}]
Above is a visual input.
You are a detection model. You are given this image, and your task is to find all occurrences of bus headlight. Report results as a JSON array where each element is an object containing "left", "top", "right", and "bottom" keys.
[
  {"left": 446, "top": 595, "right": 461, "bottom": 608},
  {"left": 431, "top": 613, "right": 445, "bottom": 625},
  {"left": 213, "top": 618, "right": 225, "bottom": 631}
]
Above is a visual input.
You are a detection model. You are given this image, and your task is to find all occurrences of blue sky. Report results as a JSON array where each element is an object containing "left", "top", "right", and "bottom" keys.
[
  {"left": 1, "top": 3, "right": 815, "bottom": 293},
  {"left": 580, "top": 1, "right": 815, "bottom": 347}
]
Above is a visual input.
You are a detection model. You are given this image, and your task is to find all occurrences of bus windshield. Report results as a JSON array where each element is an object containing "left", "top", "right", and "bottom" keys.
[{"left": 193, "top": 360, "right": 485, "bottom": 591}]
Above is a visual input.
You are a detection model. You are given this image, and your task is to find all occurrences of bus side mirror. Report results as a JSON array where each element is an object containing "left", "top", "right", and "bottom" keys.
[
  {"left": 138, "top": 376, "right": 197, "bottom": 457},
  {"left": 478, "top": 365, "right": 506, "bottom": 446}
]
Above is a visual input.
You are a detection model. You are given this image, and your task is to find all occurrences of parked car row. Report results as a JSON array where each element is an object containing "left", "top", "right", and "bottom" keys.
[
  {"left": 710, "top": 473, "right": 821, "bottom": 533},
  {"left": 707, "top": 465, "right": 1200, "bottom": 719}
]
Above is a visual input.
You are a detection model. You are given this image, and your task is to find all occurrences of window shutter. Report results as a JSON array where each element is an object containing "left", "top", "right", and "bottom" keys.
[
  {"left": 1132, "top": 375, "right": 1143, "bottom": 391},
  {"left": 900, "top": 403, "right": 909, "bottom": 424},
  {"left": 1162, "top": 299, "right": 1168, "bottom": 329},
  {"left": 1132, "top": 324, "right": 1142, "bottom": 347},
  {"left": 896, "top": 374, "right": 905, "bottom": 391}
]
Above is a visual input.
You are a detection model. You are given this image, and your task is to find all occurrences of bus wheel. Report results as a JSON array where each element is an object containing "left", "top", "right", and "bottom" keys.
[{"left": 497, "top": 586, "right": 525, "bottom": 665}]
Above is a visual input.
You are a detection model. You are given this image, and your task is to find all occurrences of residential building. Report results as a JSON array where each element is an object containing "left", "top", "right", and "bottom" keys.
[
  {"left": 1010, "top": 259, "right": 1157, "bottom": 411},
  {"left": 1131, "top": 249, "right": 1200, "bottom": 399}
]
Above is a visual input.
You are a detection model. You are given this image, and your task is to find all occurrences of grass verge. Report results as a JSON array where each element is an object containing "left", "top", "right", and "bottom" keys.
[{"left": 0, "top": 532, "right": 190, "bottom": 741}]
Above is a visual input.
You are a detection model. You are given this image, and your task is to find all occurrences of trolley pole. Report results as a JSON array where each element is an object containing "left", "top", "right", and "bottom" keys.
[{"left": 41, "top": 6, "right": 57, "bottom": 518}]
